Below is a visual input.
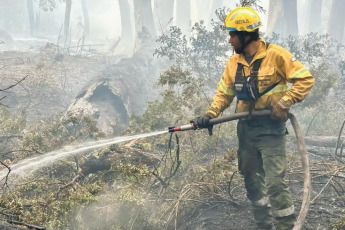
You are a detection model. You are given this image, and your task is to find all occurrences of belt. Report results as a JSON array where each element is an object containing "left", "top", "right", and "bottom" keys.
[{"left": 239, "top": 117, "right": 283, "bottom": 128}]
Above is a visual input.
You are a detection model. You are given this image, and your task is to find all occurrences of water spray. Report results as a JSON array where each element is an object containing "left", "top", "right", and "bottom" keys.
[{"left": 0, "top": 130, "right": 168, "bottom": 178}]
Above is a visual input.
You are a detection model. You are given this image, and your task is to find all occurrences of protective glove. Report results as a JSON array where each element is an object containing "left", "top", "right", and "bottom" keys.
[
  {"left": 271, "top": 99, "right": 290, "bottom": 122},
  {"left": 190, "top": 114, "right": 213, "bottom": 135}
]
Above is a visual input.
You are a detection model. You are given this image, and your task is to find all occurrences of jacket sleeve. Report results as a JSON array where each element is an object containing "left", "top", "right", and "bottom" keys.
[
  {"left": 276, "top": 48, "right": 315, "bottom": 106},
  {"left": 206, "top": 61, "right": 236, "bottom": 117}
]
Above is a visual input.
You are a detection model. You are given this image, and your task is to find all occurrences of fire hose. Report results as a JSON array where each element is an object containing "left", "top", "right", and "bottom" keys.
[{"left": 168, "top": 110, "right": 310, "bottom": 230}]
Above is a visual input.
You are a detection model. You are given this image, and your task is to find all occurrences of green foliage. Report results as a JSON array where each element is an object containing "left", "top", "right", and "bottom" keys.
[
  {"left": 125, "top": 65, "right": 209, "bottom": 134},
  {"left": 154, "top": 20, "right": 229, "bottom": 86},
  {"left": 21, "top": 110, "right": 105, "bottom": 156},
  {"left": 0, "top": 107, "right": 26, "bottom": 164},
  {"left": 113, "top": 162, "right": 151, "bottom": 183},
  {"left": 0, "top": 108, "right": 108, "bottom": 229},
  {"left": 306, "top": 62, "right": 338, "bottom": 106},
  {"left": 1, "top": 179, "right": 103, "bottom": 229},
  {"left": 157, "top": 65, "right": 191, "bottom": 87},
  {"left": 0, "top": 107, "right": 26, "bottom": 136},
  {"left": 330, "top": 216, "right": 345, "bottom": 230}
]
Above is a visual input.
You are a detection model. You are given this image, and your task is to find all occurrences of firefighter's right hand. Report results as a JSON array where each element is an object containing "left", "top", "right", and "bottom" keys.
[
  {"left": 190, "top": 115, "right": 213, "bottom": 135},
  {"left": 271, "top": 100, "right": 290, "bottom": 122}
]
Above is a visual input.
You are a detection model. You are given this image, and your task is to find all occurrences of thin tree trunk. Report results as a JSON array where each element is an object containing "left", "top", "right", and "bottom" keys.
[
  {"left": 267, "top": 0, "right": 298, "bottom": 37},
  {"left": 133, "top": 0, "right": 156, "bottom": 51},
  {"left": 64, "top": 0, "right": 72, "bottom": 44},
  {"left": 282, "top": 0, "right": 298, "bottom": 36},
  {"left": 195, "top": 0, "right": 211, "bottom": 27},
  {"left": 210, "top": 0, "right": 223, "bottom": 21},
  {"left": 81, "top": 0, "right": 89, "bottom": 38},
  {"left": 328, "top": 0, "right": 345, "bottom": 43},
  {"left": 153, "top": 0, "right": 175, "bottom": 34},
  {"left": 306, "top": 0, "right": 322, "bottom": 34},
  {"left": 27, "top": 0, "right": 35, "bottom": 36},
  {"left": 266, "top": 0, "right": 283, "bottom": 36}
]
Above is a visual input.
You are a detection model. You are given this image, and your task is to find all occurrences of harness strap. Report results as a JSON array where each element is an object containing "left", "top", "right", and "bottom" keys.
[
  {"left": 236, "top": 63, "right": 244, "bottom": 76},
  {"left": 250, "top": 58, "right": 263, "bottom": 76},
  {"left": 259, "top": 80, "right": 281, "bottom": 96},
  {"left": 234, "top": 41, "right": 277, "bottom": 115}
]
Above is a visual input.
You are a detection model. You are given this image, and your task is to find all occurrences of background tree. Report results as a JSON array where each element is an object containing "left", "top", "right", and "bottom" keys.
[
  {"left": 133, "top": 0, "right": 156, "bottom": 51},
  {"left": 81, "top": 0, "right": 89, "bottom": 38},
  {"left": 266, "top": 0, "right": 281, "bottom": 35},
  {"left": 282, "top": 0, "right": 298, "bottom": 36},
  {"left": 267, "top": 0, "right": 298, "bottom": 37},
  {"left": 27, "top": 0, "right": 36, "bottom": 36},
  {"left": 328, "top": 0, "right": 345, "bottom": 44},
  {"left": 210, "top": 0, "right": 224, "bottom": 21},
  {"left": 305, "top": 0, "right": 323, "bottom": 34},
  {"left": 195, "top": 0, "right": 212, "bottom": 29},
  {"left": 63, "top": 0, "right": 72, "bottom": 45},
  {"left": 153, "top": 0, "right": 175, "bottom": 34},
  {"left": 118, "top": 0, "right": 133, "bottom": 45},
  {"left": 0, "top": 0, "right": 27, "bottom": 37}
]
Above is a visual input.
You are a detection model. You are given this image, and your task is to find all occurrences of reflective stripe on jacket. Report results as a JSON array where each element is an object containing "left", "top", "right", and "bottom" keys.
[{"left": 206, "top": 38, "right": 315, "bottom": 117}]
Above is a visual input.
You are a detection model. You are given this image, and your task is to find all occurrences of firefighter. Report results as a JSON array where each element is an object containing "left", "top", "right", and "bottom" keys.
[{"left": 191, "top": 6, "right": 315, "bottom": 230}]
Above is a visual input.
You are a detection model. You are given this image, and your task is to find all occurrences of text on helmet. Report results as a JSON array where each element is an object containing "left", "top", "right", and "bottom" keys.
[{"left": 235, "top": 19, "right": 249, "bottom": 24}]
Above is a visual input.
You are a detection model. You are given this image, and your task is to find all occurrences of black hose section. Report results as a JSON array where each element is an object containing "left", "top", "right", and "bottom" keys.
[
  {"left": 208, "top": 110, "right": 271, "bottom": 125},
  {"left": 207, "top": 110, "right": 310, "bottom": 230}
]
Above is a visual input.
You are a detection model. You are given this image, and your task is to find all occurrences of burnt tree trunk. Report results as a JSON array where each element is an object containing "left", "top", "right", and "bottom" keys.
[
  {"left": 66, "top": 35, "right": 159, "bottom": 136},
  {"left": 133, "top": 0, "right": 156, "bottom": 52}
]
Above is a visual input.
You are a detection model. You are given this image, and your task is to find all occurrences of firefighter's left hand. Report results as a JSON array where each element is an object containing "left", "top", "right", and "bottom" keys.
[
  {"left": 271, "top": 100, "right": 290, "bottom": 122},
  {"left": 191, "top": 115, "right": 213, "bottom": 135}
]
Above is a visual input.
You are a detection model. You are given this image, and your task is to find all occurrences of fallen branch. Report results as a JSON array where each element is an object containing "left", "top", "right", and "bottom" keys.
[
  {"left": 8, "top": 219, "right": 47, "bottom": 230},
  {"left": 0, "top": 75, "right": 28, "bottom": 92},
  {"left": 0, "top": 160, "right": 11, "bottom": 190},
  {"left": 311, "top": 170, "right": 338, "bottom": 203},
  {"left": 335, "top": 119, "right": 345, "bottom": 157}
]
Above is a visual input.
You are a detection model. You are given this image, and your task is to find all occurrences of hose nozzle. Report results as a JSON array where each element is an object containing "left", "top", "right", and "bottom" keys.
[
  {"left": 168, "top": 126, "right": 176, "bottom": 132},
  {"left": 168, "top": 124, "right": 195, "bottom": 132}
]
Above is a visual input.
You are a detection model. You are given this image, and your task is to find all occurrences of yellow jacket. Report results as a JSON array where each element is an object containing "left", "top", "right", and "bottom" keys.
[{"left": 206, "top": 38, "right": 315, "bottom": 117}]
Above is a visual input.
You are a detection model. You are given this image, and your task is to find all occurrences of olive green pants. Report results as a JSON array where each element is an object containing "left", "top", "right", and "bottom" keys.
[{"left": 237, "top": 119, "right": 295, "bottom": 230}]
